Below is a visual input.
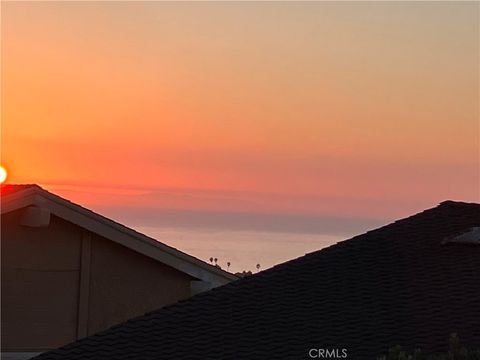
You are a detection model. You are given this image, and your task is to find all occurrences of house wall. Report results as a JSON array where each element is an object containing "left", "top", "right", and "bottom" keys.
[
  {"left": 87, "top": 233, "right": 192, "bottom": 335},
  {"left": 1, "top": 209, "right": 193, "bottom": 353},
  {"left": 1, "top": 210, "right": 82, "bottom": 351}
]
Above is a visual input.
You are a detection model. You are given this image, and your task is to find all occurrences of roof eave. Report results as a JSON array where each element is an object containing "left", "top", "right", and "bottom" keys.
[{"left": 1, "top": 186, "right": 238, "bottom": 284}]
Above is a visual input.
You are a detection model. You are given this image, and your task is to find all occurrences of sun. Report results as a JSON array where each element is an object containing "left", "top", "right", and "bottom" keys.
[{"left": 0, "top": 165, "right": 7, "bottom": 184}]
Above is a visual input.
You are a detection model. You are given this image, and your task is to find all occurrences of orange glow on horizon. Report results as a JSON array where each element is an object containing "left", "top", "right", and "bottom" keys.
[{"left": 1, "top": 2, "right": 478, "bottom": 218}]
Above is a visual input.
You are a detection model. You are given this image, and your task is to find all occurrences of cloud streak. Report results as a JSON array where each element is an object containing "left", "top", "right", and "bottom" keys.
[{"left": 95, "top": 206, "right": 387, "bottom": 236}]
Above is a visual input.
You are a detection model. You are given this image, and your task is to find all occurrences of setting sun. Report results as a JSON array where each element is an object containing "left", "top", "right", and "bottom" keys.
[{"left": 0, "top": 166, "right": 8, "bottom": 184}]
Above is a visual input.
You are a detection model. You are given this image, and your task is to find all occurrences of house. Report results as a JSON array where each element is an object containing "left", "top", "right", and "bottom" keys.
[
  {"left": 0, "top": 184, "right": 237, "bottom": 360},
  {"left": 31, "top": 200, "right": 480, "bottom": 360}
]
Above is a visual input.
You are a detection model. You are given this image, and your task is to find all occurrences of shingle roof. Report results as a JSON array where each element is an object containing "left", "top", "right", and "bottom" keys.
[{"left": 33, "top": 200, "right": 480, "bottom": 360}]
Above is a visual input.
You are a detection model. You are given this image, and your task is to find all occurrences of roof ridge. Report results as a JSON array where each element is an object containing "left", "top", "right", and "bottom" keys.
[{"left": 439, "top": 199, "right": 480, "bottom": 206}]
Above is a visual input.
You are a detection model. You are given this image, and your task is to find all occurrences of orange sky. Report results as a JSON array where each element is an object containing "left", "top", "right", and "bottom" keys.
[{"left": 1, "top": 2, "right": 479, "bottom": 225}]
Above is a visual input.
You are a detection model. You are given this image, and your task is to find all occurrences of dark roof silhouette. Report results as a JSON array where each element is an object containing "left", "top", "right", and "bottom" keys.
[{"left": 32, "top": 201, "right": 480, "bottom": 360}]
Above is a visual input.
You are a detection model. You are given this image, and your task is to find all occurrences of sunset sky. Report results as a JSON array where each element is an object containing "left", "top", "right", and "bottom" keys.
[{"left": 1, "top": 2, "right": 478, "bottom": 271}]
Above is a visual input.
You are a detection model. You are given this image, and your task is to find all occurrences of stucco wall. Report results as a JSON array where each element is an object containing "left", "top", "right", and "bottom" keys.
[
  {"left": 87, "top": 233, "right": 192, "bottom": 335},
  {"left": 1, "top": 210, "right": 82, "bottom": 351},
  {"left": 1, "top": 209, "right": 193, "bottom": 352}
]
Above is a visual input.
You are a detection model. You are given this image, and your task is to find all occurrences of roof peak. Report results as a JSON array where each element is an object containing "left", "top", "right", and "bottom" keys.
[
  {"left": 439, "top": 199, "right": 480, "bottom": 206},
  {"left": 0, "top": 184, "right": 40, "bottom": 195},
  {"left": 1, "top": 183, "right": 237, "bottom": 284}
]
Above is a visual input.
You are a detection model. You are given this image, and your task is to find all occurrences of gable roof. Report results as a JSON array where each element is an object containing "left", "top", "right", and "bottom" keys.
[
  {"left": 30, "top": 200, "right": 480, "bottom": 360},
  {"left": 1, "top": 184, "right": 237, "bottom": 285}
]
